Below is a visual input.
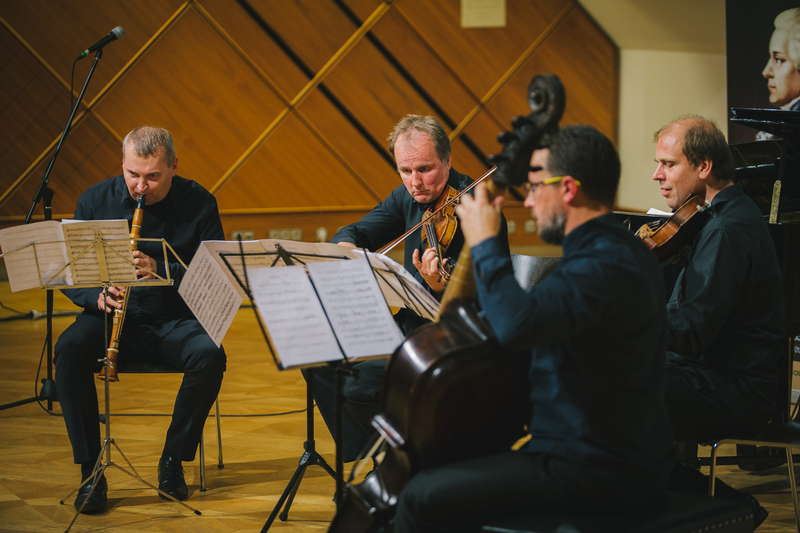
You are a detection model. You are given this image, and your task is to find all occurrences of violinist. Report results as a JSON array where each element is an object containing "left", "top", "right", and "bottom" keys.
[
  {"left": 305, "top": 114, "right": 509, "bottom": 464},
  {"left": 392, "top": 125, "right": 675, "bottom": 532},
  {"left": 54, "top": 126, "right": 226, "bottom": 513},
  {"left": 653, "top": 117, "right": 783, "bottom": 525}
]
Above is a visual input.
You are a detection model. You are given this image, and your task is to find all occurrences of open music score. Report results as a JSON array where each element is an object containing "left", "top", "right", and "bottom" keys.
[
  {"left": 0, "top": 219, "right": 135, "bottom": 292},
  {"left": 248, "top": 259, "right": 404, "bottom": 368},
  {"left": 179, "top": 239, "right": 438, "bottom": 367}
]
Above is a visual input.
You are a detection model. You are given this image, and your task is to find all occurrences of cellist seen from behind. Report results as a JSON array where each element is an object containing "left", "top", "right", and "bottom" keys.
[{"left": 392, "top": 125, "right": 675, "bottom": 532}]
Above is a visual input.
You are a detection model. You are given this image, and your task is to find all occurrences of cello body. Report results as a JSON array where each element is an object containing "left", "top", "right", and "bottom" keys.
[{"left": 327, "top": 300, "right": 530, "bottom": 533}]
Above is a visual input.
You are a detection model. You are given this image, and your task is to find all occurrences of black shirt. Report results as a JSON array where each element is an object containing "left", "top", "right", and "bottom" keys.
[
  {"left": 666, "top": 182, "right": 785, "bottom": 421},
  {"left": 472, "top": 214, "right": 675, "bottom": 506},
  {"left": 62, "top": 174, "right": 224, "bottom": 323}
]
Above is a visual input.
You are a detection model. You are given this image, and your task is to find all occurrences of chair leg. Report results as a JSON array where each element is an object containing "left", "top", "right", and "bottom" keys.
[
  {"left": 708, "top": 442, "right": 721, "bottom": 496},
  {"left": 199, "top": 431, "right": 206, "bottom": 492},
  {"left": 215, "top": 398, "right": 223, "bottom": 468},
  {"left": 787, "top": 447, "right": 800, "bottom": 532}
]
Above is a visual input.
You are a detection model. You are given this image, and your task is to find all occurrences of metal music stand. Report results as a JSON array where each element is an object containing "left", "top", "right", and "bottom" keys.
[
  {"left": 0, "top": 229, "right": 203, "bottom": 532},
  {"left": 213, "top": 243, "right": 417, "bottom": 532},
  {"left": 53, "top": 234, "right": 203, "bottom": 531},
  {"left": 216, "top": 244, "right": 344, "bottom": 532},
  {"left": 182, "top": 240, "right": 436, "bottom": 530},
  {"left": 2, "top": 47, "right": 106, "bottom": 413}
]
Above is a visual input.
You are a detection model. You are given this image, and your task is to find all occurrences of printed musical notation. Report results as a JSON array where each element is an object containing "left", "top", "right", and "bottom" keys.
[{"left": 0, "top": 219, "right": 134, "bottom": 292}]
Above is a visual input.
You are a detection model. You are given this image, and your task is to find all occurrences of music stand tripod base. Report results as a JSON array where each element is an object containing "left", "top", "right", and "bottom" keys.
[
  {"left": 60, "top": 349, "right": 201, "bottom": 533},
  {"left": 261, "top": 369, "right": 336, "bottom": 532}
]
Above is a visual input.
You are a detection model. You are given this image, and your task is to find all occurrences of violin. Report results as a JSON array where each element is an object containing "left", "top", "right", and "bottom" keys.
[
  {"left": 377, "top": 169, "right": 496, "bottom": 257},
  {"left": 327, "top": 73, "right": 565, "bottom": 533},
  {"left": 637, "top": 195, "right": 710, "bottom": 262},
  {"left": 420, "top": 186, "right": 460, "bottom": 283}
]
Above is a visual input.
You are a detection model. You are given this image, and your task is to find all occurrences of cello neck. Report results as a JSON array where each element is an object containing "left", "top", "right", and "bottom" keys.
[{"left": 436, "top": 180, "right": 505, "bottom": 320}]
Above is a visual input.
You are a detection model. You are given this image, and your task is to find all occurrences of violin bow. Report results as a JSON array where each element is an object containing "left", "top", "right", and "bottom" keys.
[{"left": 378, "top": 166, "right": 497, "bottom": 255}]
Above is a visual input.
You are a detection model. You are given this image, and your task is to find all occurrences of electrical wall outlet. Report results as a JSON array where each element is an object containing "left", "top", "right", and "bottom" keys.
[
  {"left": 268, "top": 228, "right": 303, "bottom": 240},
  {"left": 230, "top": 230, "right": 255, "bottom": 241}
]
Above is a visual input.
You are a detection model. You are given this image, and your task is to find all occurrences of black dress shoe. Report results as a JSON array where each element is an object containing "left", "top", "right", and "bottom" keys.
[
  {"left": 74, "top": 474, "right": 107, "bottom": 514},
  {"left": 158, "top": 456, "right": 188, "bottom": 501},
  {"left": 743, "top": 493, "right": 769, "bottom": 529}
]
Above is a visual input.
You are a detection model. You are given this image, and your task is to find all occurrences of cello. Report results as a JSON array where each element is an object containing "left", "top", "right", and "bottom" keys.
[{"left": 327, "top": 74, "right": 566, "bottom": 533}]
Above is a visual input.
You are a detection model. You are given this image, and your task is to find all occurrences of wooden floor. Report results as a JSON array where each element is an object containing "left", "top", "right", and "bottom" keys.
[{"left": 0, "top": 280, "right": 798, "bottom": 532}]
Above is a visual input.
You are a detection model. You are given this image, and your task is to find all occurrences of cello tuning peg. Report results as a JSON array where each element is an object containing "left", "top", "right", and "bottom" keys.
[
  {"left": 510, "top": 115, "right": 531, "bottom": 129},
  {"left": 487, "top": 153, "right": 503, "bottom": 164},
  {"left": 497, "top": 131, "right": 514, "bottom": 144}
]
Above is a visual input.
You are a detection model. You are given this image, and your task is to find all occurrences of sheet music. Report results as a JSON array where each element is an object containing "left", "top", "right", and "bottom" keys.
[
  {"left": 307, "top": 259, "right": 404, "bottom": 359},
  {"left": 0, "top": 221, "right": 69, "bottom": 292},
  {"left": 195, "top": 240, "right": 278, "bottom": 298},
  {"left": 354, "top": 250, "right": 440, "bottom": 320},
  {"left": 62, "top": 220, "right": 136, "bottom": 285},
  {"left": 248, "top": 265, "right": 344, "bottom": 367},
  {"left": 178, "top": 244, "right": 243, "bottom": 347},
  {"left": 179, "top": 239, "right": 427, "bottom": 359}
]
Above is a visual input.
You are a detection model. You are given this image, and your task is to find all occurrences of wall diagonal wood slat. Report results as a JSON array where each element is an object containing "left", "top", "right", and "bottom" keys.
[{"left": 0, "top": 0, "right": 617, "bottom": 247}]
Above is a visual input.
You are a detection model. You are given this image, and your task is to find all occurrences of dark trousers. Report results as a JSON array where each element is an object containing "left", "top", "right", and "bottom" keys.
[
  {"left": 54, "top": 312, "right": 226, "bottom": 465},
  {"left": 393, "top": 451, "right": 620, "bottom": 533},
  {"left": 302, "top": 358, "right": 387, "bottom": 462},
  {"left": 664, "top": 364, "right": 768, "bottom": 442}
]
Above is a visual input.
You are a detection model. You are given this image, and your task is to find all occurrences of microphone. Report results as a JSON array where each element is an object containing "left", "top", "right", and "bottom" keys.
[{"left": 78, "top": 26, "right": 124, "bottom": 59}]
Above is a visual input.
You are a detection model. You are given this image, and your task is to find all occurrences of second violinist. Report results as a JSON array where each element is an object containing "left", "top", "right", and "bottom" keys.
[{"left": 304, "top": 114, "right": 510, "bottom": 465}]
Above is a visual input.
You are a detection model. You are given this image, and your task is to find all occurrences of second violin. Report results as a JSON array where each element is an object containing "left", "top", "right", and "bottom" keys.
[
  {"left": 637, "top": 195, "right": 710, "bottom": 262},
  {"left": 420, "top": 186, "right": 460, "bottom": 283}
]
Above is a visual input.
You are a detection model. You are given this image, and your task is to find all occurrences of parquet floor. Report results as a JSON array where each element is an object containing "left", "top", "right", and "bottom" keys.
[{"left": 0, "top": 280, "right": 799, "bottom": 532}]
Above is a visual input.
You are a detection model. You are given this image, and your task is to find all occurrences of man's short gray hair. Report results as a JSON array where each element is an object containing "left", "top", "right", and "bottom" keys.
[
  {"left": 387, "top": 114, "right": 451, "bottom": 164},
  {"left": 122, "top": 126, "right": 176, "bottom": 166}
]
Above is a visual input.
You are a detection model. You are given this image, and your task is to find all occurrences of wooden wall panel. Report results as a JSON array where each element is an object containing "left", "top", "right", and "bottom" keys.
[
  {"left": 0, "top": 26, "right": 71, "bottom": 194},
  {"left": 9, "top": 116, "right": 123, "bottom": 219},
  {"left": 339, "top": 7, "right": 486, "bottom": 128},
  {"left": 484, "top": 6, "right": 619, "bottom": 142},
  {"left": 214, "top": 112, "right": 385, "bottom": 208},
  {"left": 290, "top": 90, "right": 399, "bottom": 200},
  {"left": 0, "top": 0, "right": 618, "bottom": 252},
  {"left": 0, "top": 0, "right": 185, "bottom": 103},
  {"left": 196, "top": 0, "right": 309, "bottom": 100},
  {"left": 94, "top": 8, "right": 290, "bottom": 195},
  {"left": 243, "top": 1, "right": 363, "bottom": 75},
  {"left": 389, "top": 0, "right": 571, "bottom": 98}
]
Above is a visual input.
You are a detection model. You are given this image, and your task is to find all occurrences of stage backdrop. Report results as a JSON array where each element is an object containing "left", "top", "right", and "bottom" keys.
[{"left": 0, "top": 0, "right": 618, "bottom": 249}]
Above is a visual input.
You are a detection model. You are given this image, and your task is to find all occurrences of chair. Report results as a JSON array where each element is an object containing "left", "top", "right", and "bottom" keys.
[
  {"left": 702, "top": 322, "right": 800, "bottom": 532},
  {"left": 116, "top": 359, "right": 224, "bottom": 492},
  {"left": 481, "top": 490, "right": 754, "bottom": 533},
  {"left": 510, "top": 254, "right": 561, "bottom": 290}
]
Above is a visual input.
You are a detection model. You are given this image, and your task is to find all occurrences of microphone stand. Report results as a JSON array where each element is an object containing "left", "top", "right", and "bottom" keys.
[{"left": 0, "top": 49, "right": 104, "bottom": 412}]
